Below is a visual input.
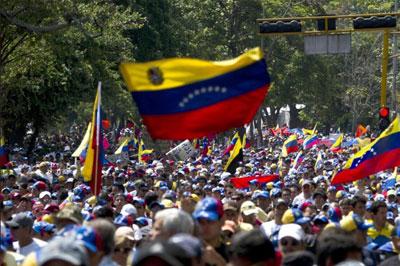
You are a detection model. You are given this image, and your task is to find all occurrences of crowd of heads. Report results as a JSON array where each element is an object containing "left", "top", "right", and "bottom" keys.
[{"left": 1, "top": 125, "right": 400, "bottom": 266}]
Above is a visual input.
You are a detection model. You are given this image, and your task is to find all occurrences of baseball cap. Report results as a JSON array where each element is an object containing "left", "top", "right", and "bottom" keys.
[
  {"left": 6, "top": 212, "right": 34, "bottom": 228},
  {"left": 223, "top": 200, "right": 238, "bottom": 212},
  {"left": 340, "top": 214, "right": 372, "bottom": 232},
  {"left": 282, "top": 208, "right": 311, "bottom": 225},
  {"left": 252, "top": 191, "right": 270, "bottom": 200},
  {"left": 120, "top": 204, "right": 137, "bottom": 217},
  {"left": 327, "top": 207, "right": 342, "bottom": 223},
  {"left": 33, "top": 221, "right": 56, "bottom": 234},
  {"left": 192, "top": 197, "right": 224, "bottom": 221},
  {"left": 132, "top": 241, "right": 191, "bottom": 266},
  {"left": 169, "top": 234, "right": 203, "bottom": 258},
  {"left": 114, "top": 214, "right": 134, "bottom": 227},
  {"left": 74, "top": 226, "right": 104, "bottom": 253},
  {"left": 39, "top": 191, "right": 51, "bottom": 199},
  {"left": 278, "top": 224, "right": 305, "bottom": 241},
  {"left": 56, "top": 205, "right": 83, "bottom": 224},
  {"left": 37, "top": 237, "right": 89, "bottom": 266},
  {"left": 240, "top": 201, "right": 258, "bottom": 216},
  {"left": 115, "top": 226, "right": 136, "bottom": 246}
]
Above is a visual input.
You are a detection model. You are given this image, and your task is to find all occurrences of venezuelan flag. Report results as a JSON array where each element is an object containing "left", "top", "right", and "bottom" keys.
[
  {"left": 138, "top": 139, "right": 153, "bottom": 163},
  {"left": 282, "top": 135, "right": 298, "bottom": 157},
  {"left": 82, "top": 82, "right": 104, "bottom": 195},
  {"left": 303, "top": 135, "right": 319, "bottom": 150},
  {"left": 72, "top": 123, "right": 91, "bottom": 158},
  {"left": 292, "top": 151, "right": 304, "bottom": 169},
  {"left": 314, "top": 151, "right": 323, "bottom": 172},
  {"left": 331, "top": 116, "right": 400, "bottom": 185},
  {"left": 115, "top": 138, "right": 130, "bottom": 155},
  {"left": 330, "top": 134, "right": 343, "bottom": 152},
  {"left": 120, "top": 47, "right": 270, "bottom": 140},
  {"left": 0, "top": 136, "right": 9, "bottom": 167}
]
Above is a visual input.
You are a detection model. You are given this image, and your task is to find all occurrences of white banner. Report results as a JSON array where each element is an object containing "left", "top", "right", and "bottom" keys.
[{"left": 166, "top": 140, "right": 196, "bottom": 161}]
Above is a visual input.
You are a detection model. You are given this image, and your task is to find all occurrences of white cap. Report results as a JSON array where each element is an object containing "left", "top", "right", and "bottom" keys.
[
  {"left": 121, "top": 204, "right": 137, "bottom": 217},
  {"left": 39, "top": 191, "right": 51, "bottom": 199},
  {"left": 278, "top": 223, "right": 305, "bottom": 241}
]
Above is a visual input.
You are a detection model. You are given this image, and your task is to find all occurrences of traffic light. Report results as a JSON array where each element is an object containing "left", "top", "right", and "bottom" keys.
[
  {"left": 379, "top": 106, "right": 391, "bottom": 132},
  {"left": 259, "top": 20, "right": 302, "bottom": 34},
  {"left": 353, "top": 16, "right": 396, "bottom": 29}
]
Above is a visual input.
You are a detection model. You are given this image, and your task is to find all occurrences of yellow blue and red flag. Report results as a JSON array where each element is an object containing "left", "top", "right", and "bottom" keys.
[
  {"left": 120, "top": 47, "right": 270, "bottom": 140},
  {"left": 138, "top": 139, "right": 153, "bottom": 163},
  {"left": 330, "top": 134, "right": 343, "bottom": 152},
  {"left": 81, "top": 82, "right": 104, "bottom": 195},
  {"left": 331, "top": 116, "right": 400, "bottom": 185},
  {"left": 303, "top": 135, "right": 319, "bottom": 149},
  {"left": 0, "top": 136, "right": 9, "bottom": 167},
  {"left": 282, "top": 135, "right": 298, "bottom": 157}
]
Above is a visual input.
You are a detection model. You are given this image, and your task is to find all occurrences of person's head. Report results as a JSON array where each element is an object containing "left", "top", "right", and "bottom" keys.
[
  {"left": 192, "top": 197, "right": 224, "bottom": 243},
  {"left": 317, "top": 227, "right": 363, "bottom": 266},
  {"left": 274, "top": 199, "right": 288, "bottom": 222},
  {"left": 350, "top": 194, "right": 367, "bottom": 217},
  {"left": 370, "top": 201, "right": 387, "bottom": 227},
  {"left": 339, "top": 198, "right": 352, "bottom": 216},
  {"left": 302, "top": 180, "right": 313, "bottom": 197},
  {"left": 278, "top": 224, "right": 305, "bottom": 256},
  {"left": 37, "top": 237, "right": 90, "bottom": 266},
  {"left": 56, "top": 204, "right": 83, "bottom": 229},
  {"left": 169, "top": 234, "right": 204, "bottom": 266},
  {"left": 73, "top": 225, "right": 106, "bottom": 266},
  {"left": 132, "top": 241, "right": 192, "bottom": 266},
  {"left": 150, "top": 208, "right": 194, "bottom": 240},
  {"left": 113, "top": 226, "right": 139, "bottom": 266},
  {"left": 240, "top": 201, "right": 258, "bottom": 225},
  {"left": 223, "top": 200, "right": 239, "bottom": 222},
  {"left": 282, "top": 250, "right": 315, "bottom": 266},
  {"left": 230, "top": 229, "right": 276, "bottom": 266},
  {"left": 339, "top": 214, "right": 371, "bottom": 246},
  {"left": 6, "top": 212, "right": 34, "bottom": 242}
]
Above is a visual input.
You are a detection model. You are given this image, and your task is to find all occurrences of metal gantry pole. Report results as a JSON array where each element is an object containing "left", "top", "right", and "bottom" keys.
[{"left": 393, "top": 0, "right": 399, "bottom": 113}]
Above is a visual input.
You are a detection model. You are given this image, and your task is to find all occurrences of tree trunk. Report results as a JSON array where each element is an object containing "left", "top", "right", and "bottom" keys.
[{"left": 289, "top": 104, "right": 301, "bottom": 128}]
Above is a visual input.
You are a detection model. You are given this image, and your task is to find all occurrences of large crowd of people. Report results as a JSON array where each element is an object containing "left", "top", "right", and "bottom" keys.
[{"left": 0, "top": 125, "right": 399, "bottom": 266}]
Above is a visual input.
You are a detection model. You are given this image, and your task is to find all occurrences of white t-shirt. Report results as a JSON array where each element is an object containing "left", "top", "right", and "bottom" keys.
[
  {"left": 260, "top": 220, "right": 281, "bottom": 239},
  {"left": 13, "top": 238, "right": 47, "bottom": 256}
]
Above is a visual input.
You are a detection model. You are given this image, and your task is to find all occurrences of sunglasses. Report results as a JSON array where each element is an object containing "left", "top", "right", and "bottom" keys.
[{"left": 280, "top": 238, "right": 300, "bottom": 246}]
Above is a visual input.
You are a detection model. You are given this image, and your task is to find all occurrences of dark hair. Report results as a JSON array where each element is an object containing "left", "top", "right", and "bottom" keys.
[
  {"left": 316, "top": 227, "right": 362, "bottom": 266},
  {"left": 339, "top": 198, "right": 352, "bottom": 206},
  {"left": 369, "top": 201, "right": 387, "bottom": 215},
  {"left": 350, "top": 194, "right": 367, "bottom": 208},
  {"left": 282, "top": 250, "right": 315, "bottom": 266},
  {"left": 93, "top": 206, "right": 114, "bottom": 219},
  {"left": 312, "top": 189, "right": 327, "bottom": 200},
  {"left": 230, "top": 229, "right": 275, "bottom": 264}
]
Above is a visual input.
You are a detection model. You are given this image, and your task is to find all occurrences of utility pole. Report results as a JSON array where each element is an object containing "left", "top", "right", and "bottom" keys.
[{"left": 393, "top": 0, "right": 399, "bottom": 113}]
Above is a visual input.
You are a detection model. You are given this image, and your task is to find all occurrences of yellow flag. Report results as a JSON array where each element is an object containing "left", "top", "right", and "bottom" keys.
[{"left": 72, "top": 123, "right": 91, "bottom": 157}]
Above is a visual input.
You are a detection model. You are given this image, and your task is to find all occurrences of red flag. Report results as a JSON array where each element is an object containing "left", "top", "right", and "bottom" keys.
[
  {"left": 355, "top": 124, "right": 367, "bottom": 137},
  {"left": 230, "top": 175, "right": 279, "bottom": 189}
]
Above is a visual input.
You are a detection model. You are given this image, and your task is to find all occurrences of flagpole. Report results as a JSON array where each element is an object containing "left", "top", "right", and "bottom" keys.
[{"left": 94, "top": 81, "right": 102, "bottom": 195}]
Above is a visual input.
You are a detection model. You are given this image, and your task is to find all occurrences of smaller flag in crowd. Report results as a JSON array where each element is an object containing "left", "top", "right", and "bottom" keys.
[
  {"left": 81, "top": 82, "right": 104, "bottom": 195},
  {"left": 0, "top": 136, "right": 9, "bottom": 167},
  {"left": 303, "top": 135, "right": 319, "bottom": 150},
  {"left": 224, "top": 136, "right": 244, "bottom": 174},
  {"left": 281, "top": 134, "right": 298, "bottom": 157},
  {"left": 331, "top": 116, "right": 400, "bottom": 185},
  {"left": 292, "top": 151, "right": 304, "bottom": 169},
  {"left": 330, "top": 134, "right": 343, "bottom": 152}
]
